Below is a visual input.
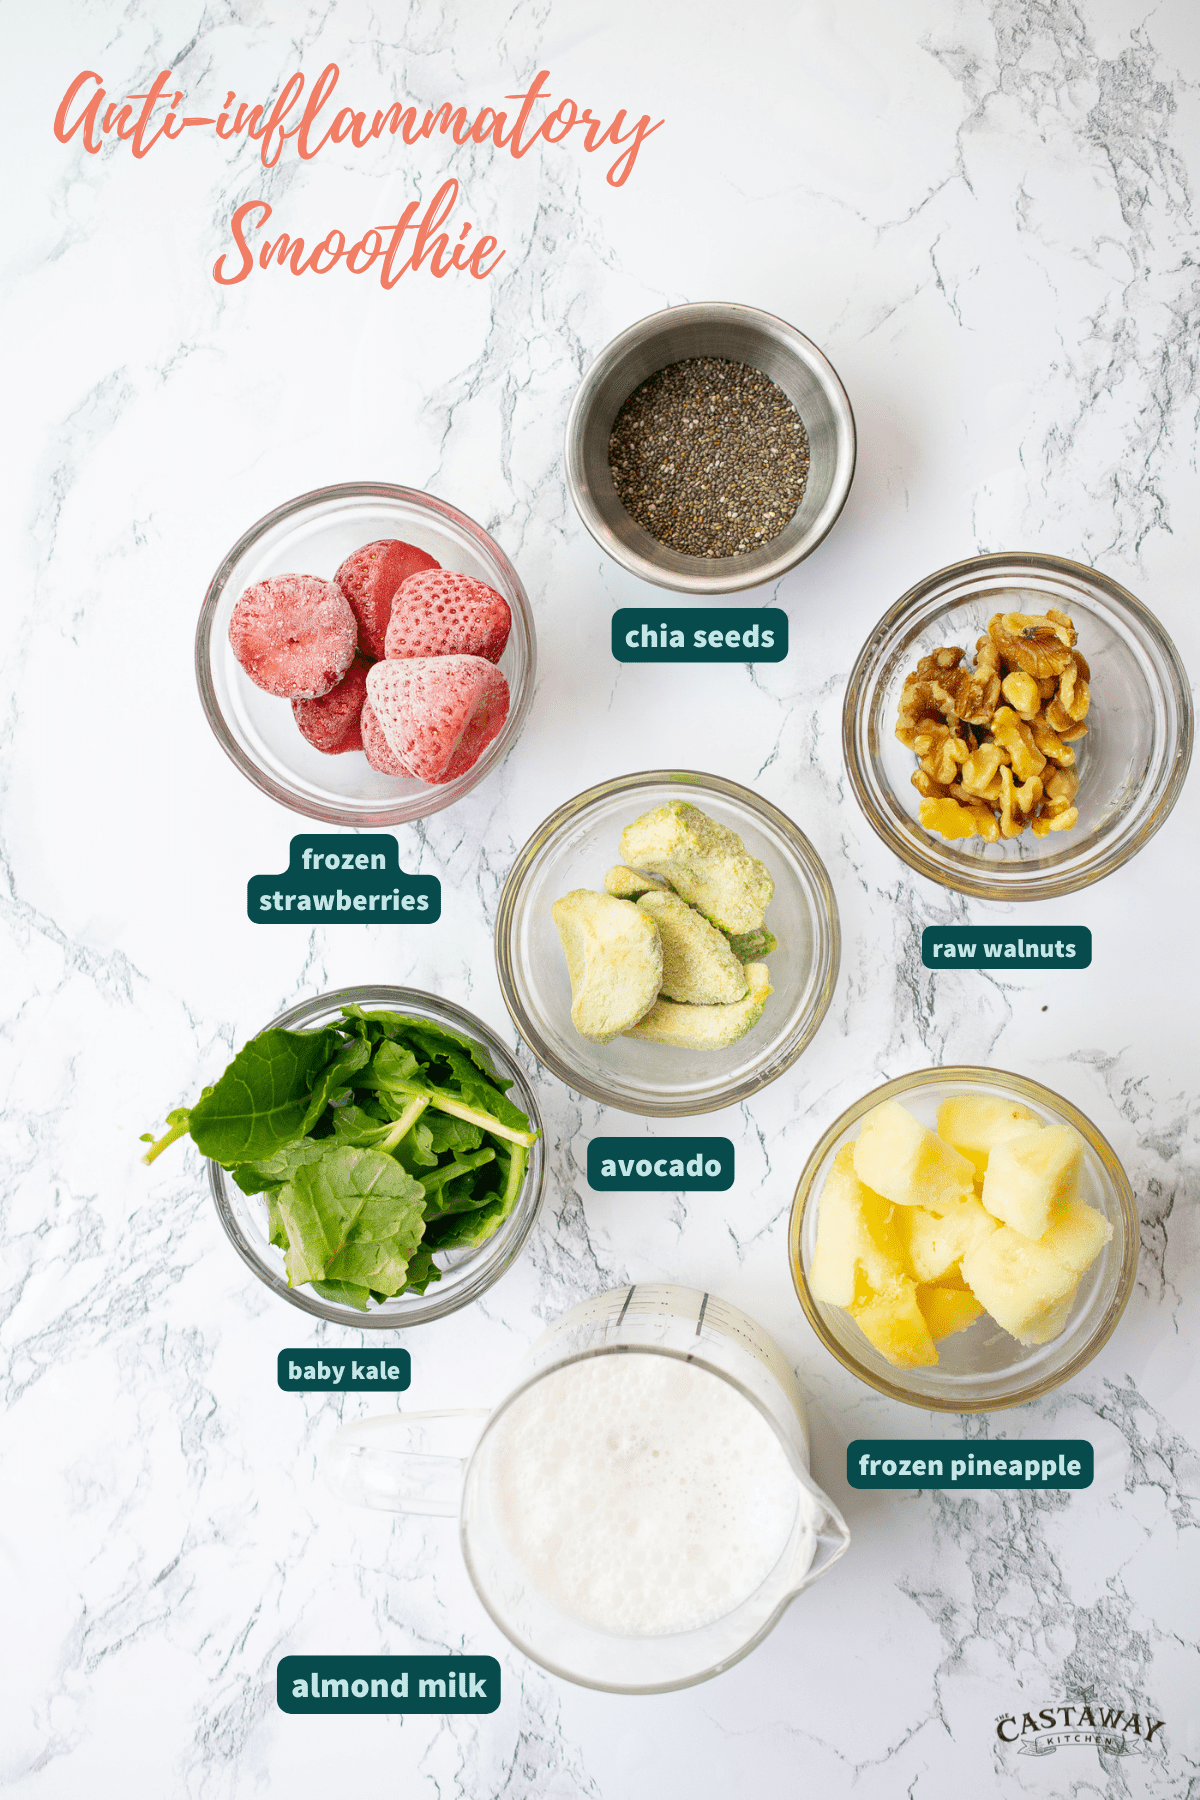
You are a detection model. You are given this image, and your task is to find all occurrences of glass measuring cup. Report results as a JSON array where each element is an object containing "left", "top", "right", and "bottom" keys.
[{"left": 321, "top": 1283, "right": 850, "bottom": 1693}]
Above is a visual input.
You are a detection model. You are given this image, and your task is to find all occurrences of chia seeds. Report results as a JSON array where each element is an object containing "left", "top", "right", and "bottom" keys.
[{"left": 608, "top": 357, "right": 810, "bottom": 559}]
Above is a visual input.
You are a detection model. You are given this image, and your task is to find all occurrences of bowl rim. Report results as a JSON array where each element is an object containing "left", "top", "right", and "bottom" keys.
[
  {"left": 195, "top": 480, "right": 537, "bottom": 828},
  {"left": 842, "top": 549, "right": 1194, "bottom": 899},
  {"left": 494, "top": 768, "right": 841, "bottom": 1117},
  {"left": 208, "top": 983, "right": 546, "bottom": 1328},
  {"left": 787, "top": 1064, "right": 1139, "bottom": 1413},
  {"left": 564, "top": 302, "right": 857, "bottom": 596}
]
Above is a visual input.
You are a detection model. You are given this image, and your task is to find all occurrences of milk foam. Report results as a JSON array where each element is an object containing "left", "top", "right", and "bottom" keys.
[{"left": 486, "top": 1351, "right": 800, "bottom": 1637}]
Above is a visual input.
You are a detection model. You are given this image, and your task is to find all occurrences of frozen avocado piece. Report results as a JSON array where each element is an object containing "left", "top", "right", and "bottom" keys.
[
  {"left": 552, "top": 890, "right": 663, "bottom": 1043},
  {"left": 637, "top": 890, "right": 749, "bottom": 1005},
  {"left": 724, "top": 926, "right": 778, "bottom": 960},
  {"left": 604, "top": 865, "right": 669, "bottom": 900},
  {"left": 625, "top": 962, "right": 772, "bottom": 1050},
  {"left": 618, "top": 802, "right": 774, "bottom": 934}
]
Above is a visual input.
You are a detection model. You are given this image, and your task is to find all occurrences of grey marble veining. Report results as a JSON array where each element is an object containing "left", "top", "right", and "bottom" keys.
[{"left": 2, "top": 0, "right": 1199, "bottom": 1795}]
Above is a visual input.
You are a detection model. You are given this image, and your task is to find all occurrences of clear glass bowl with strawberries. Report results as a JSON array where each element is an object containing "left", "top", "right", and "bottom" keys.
[{"left": 197, "top": 483, "right": 536, "bottom": 825}]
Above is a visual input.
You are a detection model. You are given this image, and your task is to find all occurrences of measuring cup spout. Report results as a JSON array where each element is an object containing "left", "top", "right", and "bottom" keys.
[{"left": 321, "top": 1410, "right": 490, "bottom": 1518}]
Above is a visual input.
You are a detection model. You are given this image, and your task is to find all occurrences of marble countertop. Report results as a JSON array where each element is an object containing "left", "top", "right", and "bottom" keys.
[{"left": 4, "top": 0, "right": 1198, "bottom": 1794}]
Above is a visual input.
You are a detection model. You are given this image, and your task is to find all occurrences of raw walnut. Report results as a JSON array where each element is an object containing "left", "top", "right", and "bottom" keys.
[{"left": 896, "top": 608, "right": 1089, "bottom": 844}]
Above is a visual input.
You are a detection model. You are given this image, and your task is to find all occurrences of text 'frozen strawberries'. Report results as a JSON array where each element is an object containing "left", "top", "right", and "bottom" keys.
[
  {"left": 361, "top": 698, "right": 411, "bottom": 776},
  {"left": 384, "top": 569, "right": 511, "bottom": 663},
  {"left": 366, "top": 656, "right": 510, "bottom": 784},
  {"left": 334, "top": 539, "right": 440, "bottom": 660},
  {"left": 229, "top": 575, "right": 356, "bottom": 699},
  {"left": 292, "top": 656, "right": 370, "bottom": 754}
]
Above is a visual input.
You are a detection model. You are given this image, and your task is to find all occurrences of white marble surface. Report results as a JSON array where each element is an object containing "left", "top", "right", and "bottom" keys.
[{"left": 3, "top": 0, "right": 1199, "bottom": 1793}]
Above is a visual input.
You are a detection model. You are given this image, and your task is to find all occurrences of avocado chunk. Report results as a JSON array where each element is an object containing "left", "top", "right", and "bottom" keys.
[
  {"left": 618, "top": 802, "right": 774, "bottom": 934},
  {"left": 603, "top": 865, "right": 669, "bottom": 900},
  {"left": 552, "top": 890, "right": 664, "bottom": 1043},
  {"left": 637, "top": 890, "right": 749, "bottom": 1005},
  {"left": 624, "top": 962, "right": 773, "bottom": 1050},
  {"left": 724, "top": 926, "right": 778, "bottom": 960}
]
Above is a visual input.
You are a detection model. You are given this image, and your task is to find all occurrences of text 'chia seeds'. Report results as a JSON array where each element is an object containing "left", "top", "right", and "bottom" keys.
[{"left": 608, "top": 358, "right": 810, "bottom": 559}]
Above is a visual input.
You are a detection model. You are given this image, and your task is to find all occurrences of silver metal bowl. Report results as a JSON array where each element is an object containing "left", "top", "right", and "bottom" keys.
[{"left": 564, "top": 302, "right": 856, "bottom": 596}]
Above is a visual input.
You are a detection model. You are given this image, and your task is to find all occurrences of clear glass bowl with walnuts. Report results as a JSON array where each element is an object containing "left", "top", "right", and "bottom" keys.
[{"left": 842, "top": 552, "right": 1192, "bottom": 900}]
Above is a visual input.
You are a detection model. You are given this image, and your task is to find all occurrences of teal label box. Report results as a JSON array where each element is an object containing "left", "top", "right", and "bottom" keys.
[
  {"left": 248, "top": 835, "right": 440, "bottom": 924},
  {"left": 278, "top": 1656, "right": 499, "bottom": 1714},
  {"left": 612, "top": 608, "right": 787, "bottom": 662},
  {"left": 848, "top": 1439, "right": 1093, "bottom": 1489},
  {"left": 921, "top": 926, "right": 1091, "bottom": 969},
  {"left": 587, "top": 1137, "right": 734, "bottom": 1190},
  {"left": 277, "top": 1350, "right": 411, "bottom": 1392}
]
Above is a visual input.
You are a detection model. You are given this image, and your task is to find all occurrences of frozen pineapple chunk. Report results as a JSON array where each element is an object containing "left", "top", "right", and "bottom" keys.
[
  {"left": 625, "top": 962, "right": 772, "bottom": 1050},
  {"left": 637, "top": 890, "right": 748, "bottom": 1006},
  {"left": 552, "top": 890, "right": 663, "bottom": 1043},
  {"left": 604, "top": 865, "right": 669, "bottom": 900},
  {"left": 960, "top": 1228, "right": 1081, "bottom": 1345},
  {"left": 809, "top": 1144, "right": 905, "bottom": 1306},
  {"left": 853, "top": 1099, "right": 975, "bottom": 1210},
  {"left": 850, "top": 1277, "right": 939, "bottom": 1368},
  {"left": 618, "top": 802, "right": 774, "bottom": 934},
  {"left": 981, "top": 1124, "right": 1083, "bottom": 1239},
  {"left": 915, "top": 1283, "right": 984, "bottom": 1342},
  {"left": 1039, "top": 1199, "right": 1113, "bottom": 1274},
  {"left": 895, "top": 1191, "right": 998, "bottom": 1284},
  {"left": 937, "top": 1094, "right": 1043, "bottom": 1180}
]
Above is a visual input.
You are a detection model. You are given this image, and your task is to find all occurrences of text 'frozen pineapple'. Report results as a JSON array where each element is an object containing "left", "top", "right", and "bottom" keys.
[
  {"left": 618, "top": 802, "right": 774, "bottom": 935},
  {"left": 853, "top": 1099, "right": 975, "bottom": 1211},
  {"left": 551, "top": 891, "right": 663, "bottom": 1043}
]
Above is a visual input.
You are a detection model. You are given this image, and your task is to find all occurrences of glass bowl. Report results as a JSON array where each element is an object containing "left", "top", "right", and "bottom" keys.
[
  {"left": 788, "top": 1067, "right": 1137, "bottom": 1412},
  {"left": 564, "top": 302, "right": 856, "bottom": 596},
  {"left": 842, "top": 552, "right": 1192, "bottom": 899},
  {"left": 196, "top": 483, "right": 536, "bottom": 827},
  {"left": 209, "top": 985, "right": 546, "bottom": 1328},
  {"left": 495, "top": 772, "right": 840, "bottom": 1117}
]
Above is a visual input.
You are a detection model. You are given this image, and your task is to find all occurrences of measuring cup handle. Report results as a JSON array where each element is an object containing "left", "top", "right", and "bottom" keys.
[{"left": 320, "top": 1409, "right": 490, "bottom": 1518}]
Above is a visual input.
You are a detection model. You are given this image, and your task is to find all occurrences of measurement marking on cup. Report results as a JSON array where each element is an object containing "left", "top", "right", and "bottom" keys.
[
  {"left": 617, "top": 1286, "right": 636, "bottom": 1326},
  {"left": 695, "top": 1293, "right": 710, "bottom": 1337}
]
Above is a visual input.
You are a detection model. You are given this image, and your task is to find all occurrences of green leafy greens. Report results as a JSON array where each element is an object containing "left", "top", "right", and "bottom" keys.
[{"left": 142, "top": 1009, "right": 538, "bottom": 1310}]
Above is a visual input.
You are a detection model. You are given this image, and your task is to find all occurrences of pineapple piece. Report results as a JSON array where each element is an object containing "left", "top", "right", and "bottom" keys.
[
  {"left": 894, "top": 1191, "right": 998, "bottom": 1284},
  {"left": 981, "top": 1124, "right": 1083, "bottom": 1239},
  {"left": 850, "top": 1277, "right": 939, "bottom": 1368},
  {"left": 936, "top": 1094, "right": 1043, "bottom": 1180},
  {"left": 809, "top": 1144, "right": 905, "bottom": 1306},
  {"left": 916, "top": 1283, "right": 984, "bottom": 1342},
  {"left": 551, "top": 890, "right": 663, "bottom": 1043},
  {"left": 853, "top": 1099, "right": 974, "bottom": 1210},
  {"left": 960, "top": 1228, "right": 1081, "bottom": 1345},
  {"left": 1039, "top": 1199, "right": 1113, "bottom": 1274}
]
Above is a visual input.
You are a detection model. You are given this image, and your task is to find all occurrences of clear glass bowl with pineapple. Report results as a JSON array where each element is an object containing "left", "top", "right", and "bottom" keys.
[{"left": 789, "top": 1068, "right": 1137, "bottom": 1411}]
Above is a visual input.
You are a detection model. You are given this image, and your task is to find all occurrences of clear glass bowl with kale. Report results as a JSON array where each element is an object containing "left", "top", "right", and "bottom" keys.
[{"left": 143, "top": 988, "right": 545, "bottom": 1324}]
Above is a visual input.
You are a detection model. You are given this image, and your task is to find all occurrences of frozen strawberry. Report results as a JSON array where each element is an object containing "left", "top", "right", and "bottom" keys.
[
  {"left": 292, "top": 656, "right": 370, "bottom": 754},
  {"left": 229, "top": 575, "right": 356, "bottom": 699},
  {"left": 361, "top": 699, "right": 412, "bottom": 776},
  {"left": 384, "top": 569, "right": 511, "bottom": 664},
  {"left": 334, "top": 539, "right": 440, "bottom": 660},
  {"left": 366, "top": 656, "right": 510, "bottom": 785}
]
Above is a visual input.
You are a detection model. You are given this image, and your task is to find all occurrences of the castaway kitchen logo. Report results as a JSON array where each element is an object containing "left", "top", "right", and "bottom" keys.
[{"left": 996, "top": 1700, "right": 1165, "bottom": 1759}]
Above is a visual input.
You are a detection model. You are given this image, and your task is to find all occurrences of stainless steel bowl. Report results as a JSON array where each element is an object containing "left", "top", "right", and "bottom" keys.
[{"left": 564, "top": 303, "right": 856, "bottom": 596}]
